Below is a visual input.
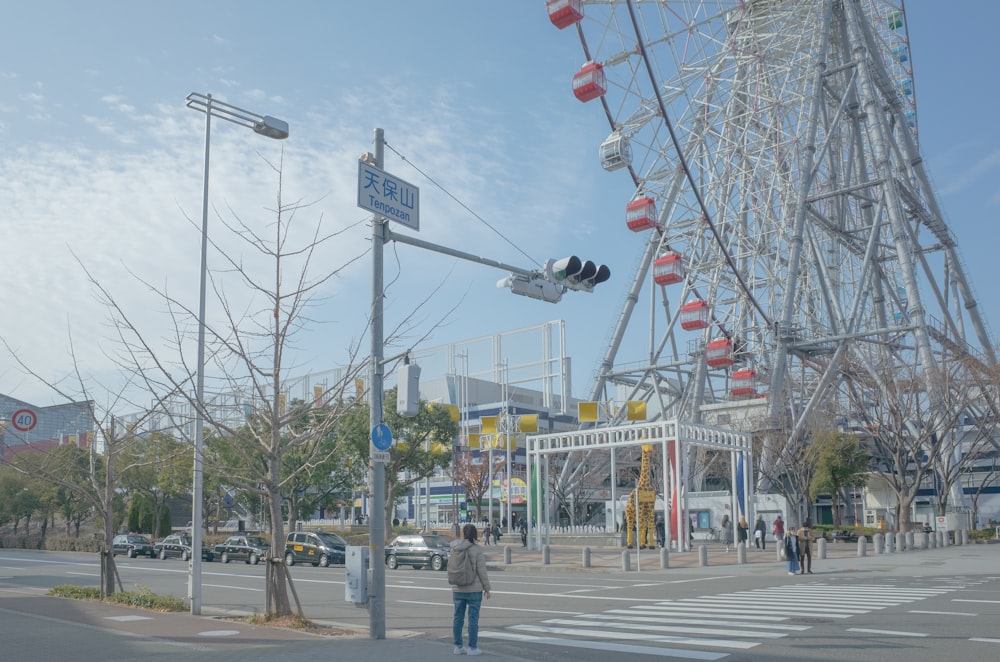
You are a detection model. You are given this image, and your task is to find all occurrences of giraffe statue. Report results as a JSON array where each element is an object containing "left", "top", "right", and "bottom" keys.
[{"left": 623, "top": 444, "right": 657, "bottom": 549}]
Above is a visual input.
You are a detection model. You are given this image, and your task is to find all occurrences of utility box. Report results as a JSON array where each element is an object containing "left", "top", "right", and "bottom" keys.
[{"left": 345, "top": 546, "right": 369, "bottom": 605}]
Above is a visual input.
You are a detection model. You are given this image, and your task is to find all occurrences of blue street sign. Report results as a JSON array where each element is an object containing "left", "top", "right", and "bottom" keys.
[{"left": 371, "top": 423, "right": 393, "bottom": 451}]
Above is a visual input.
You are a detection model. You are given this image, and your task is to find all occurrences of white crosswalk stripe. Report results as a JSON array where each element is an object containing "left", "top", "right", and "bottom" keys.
[{"left": 480, "top": 582, "right": 957, "bottom": 659}]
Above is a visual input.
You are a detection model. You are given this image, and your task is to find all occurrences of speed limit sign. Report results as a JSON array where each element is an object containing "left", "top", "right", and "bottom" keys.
[{"left": 10, "top": 408, "right": 38, "bottom": 432}]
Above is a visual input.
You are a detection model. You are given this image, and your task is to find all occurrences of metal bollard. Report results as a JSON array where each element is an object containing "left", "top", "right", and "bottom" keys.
[
  {"left": 504, "top": 545, "right": 512, "bottom": 564},
  {"left": 857, "top": 536, "right": 867, "bottom": 557},
  {"left": 885, "top": 532, "right": 895, "bottom": 553},
  {"left": 737, "top": 542, "right": 746, "bottom": 564},
  {"left": 873, "top": 532, "right": 884, "bottom": 554},
  {"left": 542, "top": 544, "right": 550, "bottom": 565},
  {"left": 905, "top": 531, "right": 914, "bottom": 551},
  {"left": 895, "top": 532, "right": 905, "bottom": 553},
  {"left": 582, "top": 547, "right": 591, "bottom": 568},
  {"left": 660, "top": 546, "right": 669, "bottom": 569},
  {"left": 961, "top": 529, "right": 969, "bottom": 546},
  {"left": 699, "top": 544, "right": 709, "bottom": 567},
  {"left": 622, "top": 549, "right": 631, "bottom": 572},
  {"left": 817, "top": 537, "right": 827, "bottom": 560}
]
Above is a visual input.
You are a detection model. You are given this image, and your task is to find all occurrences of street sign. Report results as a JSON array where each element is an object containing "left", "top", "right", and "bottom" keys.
[
  {"left": 11, "top": 408, "right": 38, "bottom": 432},
  {"left": 371, "top": 423, "right": 393, "bottom": 451},
  {"left": 372, "top": 450, "right": 390, "bottom": 464},
  {"left": 358, "top": 161, "right": 420, "bottom": 231}
]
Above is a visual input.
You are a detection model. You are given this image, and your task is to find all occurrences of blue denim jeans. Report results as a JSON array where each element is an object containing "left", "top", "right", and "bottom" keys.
[{"left": 452, "top": 591, "right": 483, "bottom": 648}]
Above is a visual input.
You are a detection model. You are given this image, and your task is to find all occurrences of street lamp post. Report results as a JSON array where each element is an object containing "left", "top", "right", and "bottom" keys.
[{"left": 185, "top": 92, "right": 288, "bottom": 615}]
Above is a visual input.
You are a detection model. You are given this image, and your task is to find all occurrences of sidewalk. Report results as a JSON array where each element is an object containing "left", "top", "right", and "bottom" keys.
[{"left": 484, "top": 537, "right": 862, "bottom": 573}]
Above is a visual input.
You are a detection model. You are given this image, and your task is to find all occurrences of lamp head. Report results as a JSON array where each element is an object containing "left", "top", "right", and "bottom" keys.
[{"left": 253, "top": 116, "right": 289, "bottom": 140}]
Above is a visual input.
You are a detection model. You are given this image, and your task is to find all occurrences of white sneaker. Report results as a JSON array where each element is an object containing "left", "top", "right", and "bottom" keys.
[
  {"left": 466, "top": 648, "right": 483, "bottom": 656},
  {"left": 454, "top": 645, "right": 467, "bottom": 654}
]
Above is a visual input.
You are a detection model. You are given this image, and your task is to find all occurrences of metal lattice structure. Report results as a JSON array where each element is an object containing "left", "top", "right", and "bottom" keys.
[{"left": 548, "top": 1, "right": 995, "bottom": 488}]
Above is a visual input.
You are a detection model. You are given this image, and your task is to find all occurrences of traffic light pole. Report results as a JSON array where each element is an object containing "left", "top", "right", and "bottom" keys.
[
  {"left": 369, "top": 128, "right": 387, "bottom": 640},
  {"left": 365, "top": 127, "right": 608, "bottom": 640}
]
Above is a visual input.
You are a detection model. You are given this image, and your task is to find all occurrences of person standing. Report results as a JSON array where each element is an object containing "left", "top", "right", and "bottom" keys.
[
  {"left": 720, "top": 514, "right": 733, "bottom": 552},
  {"left": 784, "top": 526, "right": 801, "bottom": 575},
  {"left": 450, "top": 523, "right": 491, "bottom": 656},
  {"left": 797, "top": 519, "right": 813, "bottom": 574},
  {"left": 483, "top": 522, "right": 492, "bottom": 546},
  {"left": 753, "top": 514, "right": 767, "bottom": 551},
  {"left": 519, "top": 518, "right": 528, "bottom": 547},
  {"left": 737, "top": 515, "right": 749, "bottom": 548},
  {"left": 772, "top": 514, "right": 785, "bottom": 545}
]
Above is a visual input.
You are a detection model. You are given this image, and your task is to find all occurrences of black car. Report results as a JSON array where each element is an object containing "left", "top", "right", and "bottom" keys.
[
  {"left": 112, "top": 533, "right": 155, "bottom": 558},
  {"left": 154, "top": 533, "right": 215, "bottom": 562},
  {"left": 384, "top": 533, "right": 450, "bottom": 571},
  {"left": 284, "top": 530, "right": 347, "bottom": 567},
  {"left": 215, "top": 535, "right": 270, "bottom": 565}
]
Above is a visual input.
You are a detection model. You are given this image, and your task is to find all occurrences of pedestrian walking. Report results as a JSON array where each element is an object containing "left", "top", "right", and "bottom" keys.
[
  {"left": 492, "top": 521, "right": 502, "bottom": 544},
  {"left": 483, "top": 523, "right": 492, "bottom": 546},
  {"left": 449, "top": 523, "right": 491, "bottom": 656},
  {"left": 772, "top": 514, "right": 785, "bottom": 543},
  {"left": 737, "top": 515, "right": 749, "bottom": 548},
  {"left": 753, "top": 514, "right": 767, "bottom": 551},
  {"left": 784, "top": 527, "right": 801, "bottom": 575},
  {"left": 519, "top": 518, "right": 528, "bottom": 547},
  {"left": 720, "top": 514, "right": 733, "bottom": 552},
  {"left": 797, "top": 519, "right": 814, "bottom": 574}
]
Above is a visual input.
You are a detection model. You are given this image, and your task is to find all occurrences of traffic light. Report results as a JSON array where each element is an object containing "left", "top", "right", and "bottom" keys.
[{"left": 545, "top": 256, "right": 610, "bottom": 292}]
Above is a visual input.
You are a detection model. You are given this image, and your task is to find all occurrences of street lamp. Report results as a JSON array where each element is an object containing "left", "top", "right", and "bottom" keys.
[{"left": 185, "top": 92, "right": 288, "bottom": 615}]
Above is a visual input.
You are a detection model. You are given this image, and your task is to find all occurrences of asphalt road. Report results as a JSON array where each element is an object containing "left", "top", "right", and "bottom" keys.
[{"left": 1, "top": 541, "right": 998, "bottom": 661}]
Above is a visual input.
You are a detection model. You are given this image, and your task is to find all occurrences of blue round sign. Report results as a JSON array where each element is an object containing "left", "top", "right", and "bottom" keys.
[{"left": 371, "top": 423, "right": 393, "bottom": 451}]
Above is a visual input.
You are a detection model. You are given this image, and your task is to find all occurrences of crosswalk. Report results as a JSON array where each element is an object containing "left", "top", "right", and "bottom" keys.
[{"left": 481, "top": 582, "right": 956, "bottom": 659}]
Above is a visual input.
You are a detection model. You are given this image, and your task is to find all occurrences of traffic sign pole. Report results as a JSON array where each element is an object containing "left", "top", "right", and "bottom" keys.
[{"left": 368, "top": 127, "right": 387, "bottom": 640}]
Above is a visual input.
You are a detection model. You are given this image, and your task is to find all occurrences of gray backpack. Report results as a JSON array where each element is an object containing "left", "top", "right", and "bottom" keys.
[{"left": 447, "top": 544, "right": 477, "bottom": 586}]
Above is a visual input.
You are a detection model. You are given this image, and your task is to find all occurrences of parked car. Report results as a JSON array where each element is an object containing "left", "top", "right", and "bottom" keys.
[
  {"left": 112, "top": 533, "right": 155, "bottom": 558},
  {"left": 215, "top": 535, "right": 270, "bottom": 565},
  {"left": 384, "top": 533, "right": 450, "bottom": 571},
  {"left": 284, "top": 530, "right": 347, "bottom": 567},
  {"left": 154, "top": 533, "right": 215, "bottom": 561}
]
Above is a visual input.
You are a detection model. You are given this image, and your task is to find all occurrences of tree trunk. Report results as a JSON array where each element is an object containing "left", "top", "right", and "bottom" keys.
[{"left": 266, "top": 487, "right": 291, "bottom": 617}]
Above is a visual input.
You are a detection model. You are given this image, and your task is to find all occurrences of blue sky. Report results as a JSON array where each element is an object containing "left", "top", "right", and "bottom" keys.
[{"left": 1, "top": 2, "right": 998, "bottom": 408}]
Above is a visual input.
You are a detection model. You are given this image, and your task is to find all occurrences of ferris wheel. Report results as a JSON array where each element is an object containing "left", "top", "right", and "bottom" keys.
[{"left": 545, "top": 1, "right": 994, "bottom": 477}]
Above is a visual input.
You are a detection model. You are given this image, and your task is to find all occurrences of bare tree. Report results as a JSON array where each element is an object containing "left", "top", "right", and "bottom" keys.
[
  {"left": 448, "top": 443, "right": 503, "bottom": 523},
  {"left": 75, "top": 155, "right": 368, "bottom": 616}
]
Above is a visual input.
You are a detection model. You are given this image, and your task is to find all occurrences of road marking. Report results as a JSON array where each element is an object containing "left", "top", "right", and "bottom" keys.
[
  {"left": 481, "top": 630, "right": 728, "bottom": 660},
  {"left": 953, "top": 599, "right": 1000, "bottom": 604},
  {"left": 846, "top": 628, "right": 927, "bottom": 637},
  {"left": 398, "top": 600, "right": 582, "bottom": 615},
  {"left": 542, "top": 617, "right": 788, "bottom": 639},
  {"left": 595, "top": 612, "right": 810, "bottom": 630},
  {"left": 510, "top": 623, "right": 759, "bottom": 649},
  {"left": 203, "top": 583, "right": 263, "bottom": 592},
  {"left": 910, "top": 610, "right": 977, "bottom": 616},
  {"left": 970, "top": 638, "right": 1000, "bottom": 643}
]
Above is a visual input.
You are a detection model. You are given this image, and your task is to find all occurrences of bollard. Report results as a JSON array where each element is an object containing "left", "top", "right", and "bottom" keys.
[
  {"left": 939, "top": 530, "right": 948, "bottom": 548},
  {"left": 736, "top": 542, "right": 746, "bottom": 565},
  {"left": 777, "top": 538, "right": 785, "bottom": 562},
  {"left": 542, "top": 544, "right": 551, "bottom": 565},
  {"left": 873, "top": 532, "right": 884, "bottom": 554},
  {"left": 918, "top": 531, "right": 928, "bottom": 550},
  {"left": 699, "top": 544, "right": 709, "bottom": 567},
  {"left": 582, "top": 547, "right": 591, "bottom": 568},
  {"left": 504, "top": 545, "right": 512, "bottom": 564},
  {"left": 817, "top": 537, "right": 827, "bottom": 560},
  {"left": 622, "top": 549, "right": 631, "bottom": 572},
  {"left": 895, "top": 532, "right": 905, "bottom": 553},
  {"left": 857, "top": 536, "right": 867, "bottom": 557},
  {"left": 660, "top": 546, "right": 669, "bottom": 569},
  {"left": 905, "top": 531, "right": 914, "bottom": 551},
  {"left": 961, "top": 529, "right": 969, "bottom": 546},
  {"left": 885, "top": 532, "right": 895, "bottom": 553}
]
